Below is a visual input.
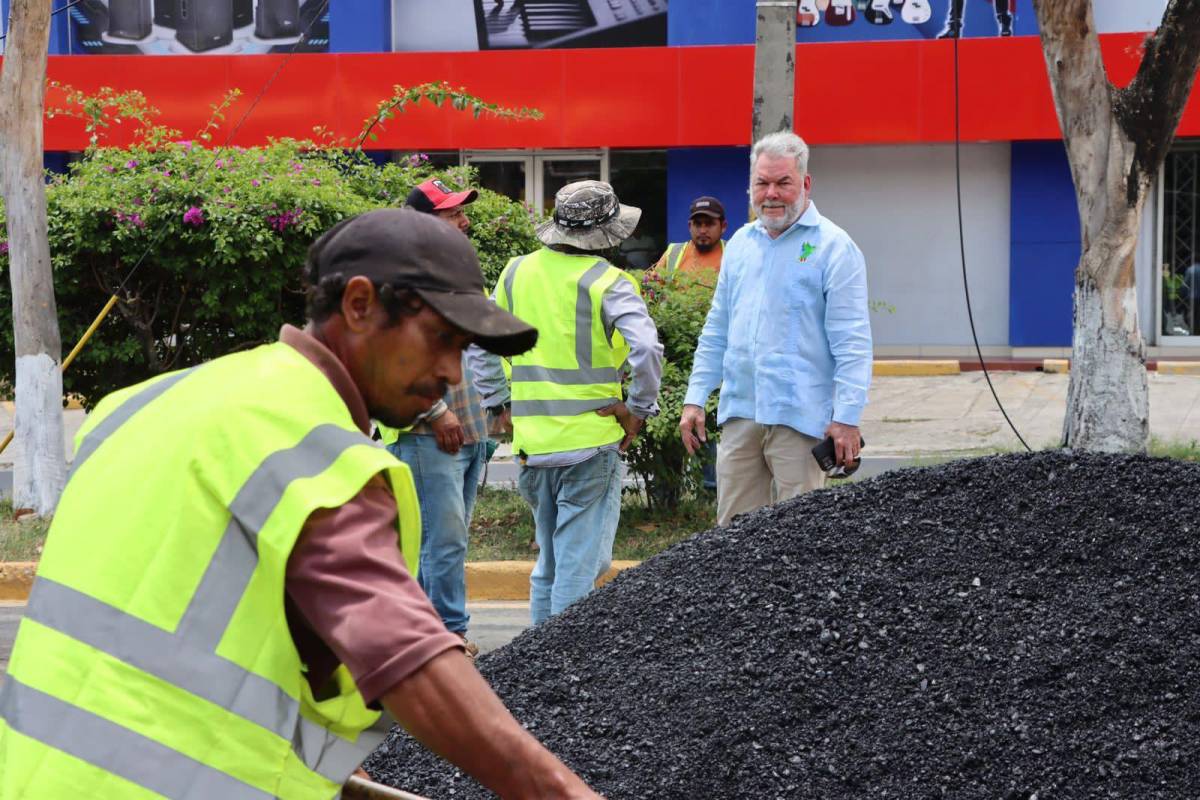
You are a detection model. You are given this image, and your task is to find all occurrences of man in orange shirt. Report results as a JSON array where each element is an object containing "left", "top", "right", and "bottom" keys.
[{"left": 652, "top": 196, "right": 728, "bottom": 277}]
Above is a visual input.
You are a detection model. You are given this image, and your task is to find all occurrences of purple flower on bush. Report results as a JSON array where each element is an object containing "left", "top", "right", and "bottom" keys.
[
  {"left": 311, "top": 178, "right": 321, "bottom": 186},
  {"left": 177, "top": 140, "right": 193, "bottom": 150},
  {"left": 251, "top": 179, "right": 261, "bottom": 188},
  {"left": 183, "top": 206, "right": 205, "bottom": 227},
  {"left": 214, "top": 159, "right": 226, "bottom": 169},
  {"left": 103, "top": 165, "right": 115, "bottom": 173},
  {"left": 0, "top": 242, "right": 8, "bottom": 255},
  {"left": 113, "top": 210, "right": 145, "bottom": 228},
  {"left": 266, "top": 208, "right": 303, "bottom": 233},
  {"left": 132, "top": 197, "right": 144, "bottom": 206},
  {"left": 126, "top": 159, "right": 138, "bottom": 169},
  {"left": 291, "top": 162, "right": 304, "bottom": 173}
]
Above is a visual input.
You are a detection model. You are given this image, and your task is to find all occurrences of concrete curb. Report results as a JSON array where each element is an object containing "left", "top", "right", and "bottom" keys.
[
  {"left": 873, "top": 360, "right": 960, "bottom": 377},
  {"left": 1158, "top": 361, "right": 1200, "bottom": 375},
  {"left": 0, "top": 560, "right": 643, "bottom": 604}
]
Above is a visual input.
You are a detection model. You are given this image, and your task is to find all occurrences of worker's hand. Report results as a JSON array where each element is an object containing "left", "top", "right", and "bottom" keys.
[
  {"left": 497, "top": 406, "right": 513, "bottom": 435},
  {"left": 678, "top": 404, "right": 708, "bottom": 455},
  {"left": 596, "top": 402, "right": 643, "bottom": 452},
  {"left": 431, "top": 409, "right": 466, "bottom": 454},
  {"left": 825, "top": 421, "right": 862, "bottom": 467}
]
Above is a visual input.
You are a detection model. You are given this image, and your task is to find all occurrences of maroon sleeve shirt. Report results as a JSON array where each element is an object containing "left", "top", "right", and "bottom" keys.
[{"left": 279, "top": 325, "right": 463, "bottom": 704}]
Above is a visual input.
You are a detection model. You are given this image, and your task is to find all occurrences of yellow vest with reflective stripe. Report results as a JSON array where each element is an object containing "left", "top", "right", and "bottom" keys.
[
  {"left": 0, "top": 342, "right": 421, "bottom": 800},
  {"left": 495, "top": 248, "right": 634, "bottom": 456}
]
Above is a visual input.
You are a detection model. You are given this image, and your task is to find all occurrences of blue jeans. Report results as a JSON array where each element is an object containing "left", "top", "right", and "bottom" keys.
[
  {"left": 518, "top": 449, "right": 623, "bottom": 625},
  {"left": 389, "top": 435, "right": 487, "bottom": 635}
]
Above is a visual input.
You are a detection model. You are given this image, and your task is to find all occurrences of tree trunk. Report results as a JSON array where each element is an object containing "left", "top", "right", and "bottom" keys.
[
  {"left": 1034, "top": 0, "right": 1200, "bottom": 452},
  {"left": 752, "top": 0, "right": 796, "bottom": 142},
  {"left": 0, "top": 0, "right": 66, "bottom": 514}
]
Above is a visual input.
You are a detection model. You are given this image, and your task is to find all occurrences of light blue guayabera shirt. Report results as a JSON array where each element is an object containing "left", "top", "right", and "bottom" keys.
[{"left": 684, "top": 202, "right": 872, "bottom": 438}]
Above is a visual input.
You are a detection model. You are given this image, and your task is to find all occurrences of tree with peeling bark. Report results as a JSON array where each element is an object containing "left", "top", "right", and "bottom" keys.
[
  {"left": 0, "top": 0, "right": 66, "bottom": 514},
  {"left": 1033, "top": 0, "right": 1200, "bottom": 452}
]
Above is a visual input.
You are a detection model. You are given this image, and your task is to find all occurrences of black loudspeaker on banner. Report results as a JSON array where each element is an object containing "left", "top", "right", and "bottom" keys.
[{"left": 68, "top": 0, "right": 330, "bottom": 54}]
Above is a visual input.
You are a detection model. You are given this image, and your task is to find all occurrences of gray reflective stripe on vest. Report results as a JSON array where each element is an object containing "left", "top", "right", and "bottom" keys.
[
  {"left": 296, "top": 715, "right": 390, "bottom": 785},
  {"left": 175, "top": 423, "right": 375, "bottom": 650},
  {"left": 22, "top": 423, "right": 381, "bottom": 787},
  {"left": 511, "top": 397, "right": 618, "bottom": 417},
  {"left": 25, "top": 577, "right": 295, "bottom": 741},
  {"left": 502, "top": 254, "right": 528, "bottom": 316},
  {"left": 665, "top": 242, "right": 685, "bottom": 274},
  {"left": 0, "top": 677, "right": 272, "bottom": 800},
  {"left": 69, "top": 367, "right": 197, "bottom": 479},
  {"left": 510, "top": 364, "right": 620, "bottom": 385},
  {"left": 573, "top": 260, "right": 610, "bottom": 372}
]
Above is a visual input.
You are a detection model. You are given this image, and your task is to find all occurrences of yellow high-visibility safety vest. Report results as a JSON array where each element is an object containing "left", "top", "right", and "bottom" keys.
[
  {"left": 495, "top": 248, "right": 636, "bottom": 457},
  {"left": 0, "top": 342, "right": 421, "bottom": 799}
]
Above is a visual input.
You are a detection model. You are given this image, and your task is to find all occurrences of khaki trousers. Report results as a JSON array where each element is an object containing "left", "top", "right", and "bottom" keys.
[{"left": 715, "top": 417, "right": 826, "bottom": 526}]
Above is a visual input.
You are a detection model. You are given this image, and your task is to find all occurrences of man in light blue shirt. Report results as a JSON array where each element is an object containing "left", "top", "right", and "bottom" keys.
[{"left": 679, "top": 131, "right": 872, "bottom": 525}]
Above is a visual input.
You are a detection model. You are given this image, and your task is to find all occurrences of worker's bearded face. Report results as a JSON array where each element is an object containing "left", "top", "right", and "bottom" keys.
[
  {"left": 362, "top": 307, "right": 468, "bottom": 429},
  {"left": 750, "top": 154, "right": 811, "bottom": 234}
]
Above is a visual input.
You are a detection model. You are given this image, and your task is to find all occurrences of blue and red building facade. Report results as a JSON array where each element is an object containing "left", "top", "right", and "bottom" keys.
[{"left": 3, "top": 0, "right": 1198, "bottom": 353}]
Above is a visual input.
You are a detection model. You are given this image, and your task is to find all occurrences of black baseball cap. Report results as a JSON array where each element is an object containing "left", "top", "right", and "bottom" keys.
[
  {"left": 405, "top": 178, "right": 479, "bottom": 214},
  {"left": 689, "top": 196, "right": 725, "bottom": 220},
  {"left": 306, "top": 208, "right": 537, "bottom": 357}
]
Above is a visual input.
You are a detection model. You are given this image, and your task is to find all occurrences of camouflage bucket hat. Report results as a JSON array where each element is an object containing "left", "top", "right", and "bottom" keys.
[{"left": 536, "top": 180, "right": 642, "bottom": 251}]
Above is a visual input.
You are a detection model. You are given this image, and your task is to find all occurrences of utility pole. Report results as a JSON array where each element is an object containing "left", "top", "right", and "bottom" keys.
[
  {"left": 751, "top": 0, "right": 797, "bottom": 143},
  {"left": 1, "top": 0, "right": 67, "bottom": 515}
]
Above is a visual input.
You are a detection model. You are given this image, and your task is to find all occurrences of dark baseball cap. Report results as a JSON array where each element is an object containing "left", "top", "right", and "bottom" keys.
[
  {"left": 306, "top": 208, "right": 537, "bottom": 357},
  {"left": 689, "top": 196, "right": 725, "bottom": 220},
  {"left": 405, "top": 178, "right": 479, "bottom": 214}
]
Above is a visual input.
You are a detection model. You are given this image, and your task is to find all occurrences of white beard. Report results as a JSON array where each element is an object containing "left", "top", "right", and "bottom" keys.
[{"left": 754, "top": 199, "right": 804, "bottom": 232}]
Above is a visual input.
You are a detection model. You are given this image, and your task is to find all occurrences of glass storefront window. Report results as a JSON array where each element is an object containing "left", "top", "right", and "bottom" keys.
[{"left": 1162, "top": 146, "right": 1200, "bottom": 338}]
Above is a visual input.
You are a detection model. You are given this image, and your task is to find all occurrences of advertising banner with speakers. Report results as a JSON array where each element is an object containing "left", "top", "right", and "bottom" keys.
[
  {"left": 390, "top": 0, "right": 667, "bottom": 52},
  {"left": 67, "top": 0, "right": 329, "bottom": 54}
]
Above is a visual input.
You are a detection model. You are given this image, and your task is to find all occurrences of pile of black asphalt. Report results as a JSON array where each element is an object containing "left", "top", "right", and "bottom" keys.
[{"left": 365, "top": 451, "right": 1200, "bottom": 799}]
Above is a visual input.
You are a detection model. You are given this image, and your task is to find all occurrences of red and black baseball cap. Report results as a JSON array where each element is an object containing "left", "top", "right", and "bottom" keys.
[
  {"left": 405, "top": 178, "right": 479, "bottom": 214},
  {"left": 306, "top": 208, "right": 537, "bottom": 357}
]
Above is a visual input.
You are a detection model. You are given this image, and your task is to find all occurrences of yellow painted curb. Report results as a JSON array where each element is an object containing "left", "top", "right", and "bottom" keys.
[
  {"left": 1157, "top": 361, "right": 1200, "bottom": 375},
  {"left": 466, "top": 560, "right": 641, "bottom": 602},
  {"left": 0, "top": 560, "right": 643, "bottom": 604},
  {"left": 872, "top": 360, "right": 960, "bottom": 377},
  {"left": 1042, "top": 359, "right": 1070, "bottom": 373},
  {"left": 0, "top": 562, "right": 36, "bottom": 602}
]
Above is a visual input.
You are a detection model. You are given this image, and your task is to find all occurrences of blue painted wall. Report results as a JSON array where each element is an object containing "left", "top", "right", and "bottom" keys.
[
  {"left": 330, "top": 0, "right": 389, "bottom": 53},
  {"left": 1008, "top": 141, "right": 1079, "bottom": 347},
  {"left": 665, "top": 147, "right": 751, "bottom": 244},
  {"left": 0, "top": 0, "right": 73, "bottom": 54}
]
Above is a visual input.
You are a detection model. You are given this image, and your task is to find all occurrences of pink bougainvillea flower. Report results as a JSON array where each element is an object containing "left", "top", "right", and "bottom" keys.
[
  {"left": 251, "top": 179, "right": 261, "bottom": 188},
  {"left": 183, "top": 206, "right": 205, "bottom": 227}
]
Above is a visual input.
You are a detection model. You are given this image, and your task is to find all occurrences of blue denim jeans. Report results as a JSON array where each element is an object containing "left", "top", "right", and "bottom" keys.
[
  {"left": 389, "top": 434, "right": 487, "bottom": 634},
  {"left": 518, "top": 449, "right": 623, "bottom": 625}
]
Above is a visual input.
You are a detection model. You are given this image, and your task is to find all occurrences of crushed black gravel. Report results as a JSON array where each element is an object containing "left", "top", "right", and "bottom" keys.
[{"left": 365, "top": 452, "right": 1200, "bottom": 799}]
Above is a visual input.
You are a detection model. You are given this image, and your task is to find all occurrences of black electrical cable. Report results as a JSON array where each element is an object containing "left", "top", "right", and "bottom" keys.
[
  {"left": 114, "top": 0, "right": 331, "bottom": 293},
  {"left": 952, "top": 34, "right": 1032, "bottom": 452},
  {"left": 0, "top": 0, "right": 84, "bottom": 42}
]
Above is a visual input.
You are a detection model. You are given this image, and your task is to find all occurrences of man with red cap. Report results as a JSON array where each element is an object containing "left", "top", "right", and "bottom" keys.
[{"left": 391, "top": 178, "right": 489, "bottom": 659}]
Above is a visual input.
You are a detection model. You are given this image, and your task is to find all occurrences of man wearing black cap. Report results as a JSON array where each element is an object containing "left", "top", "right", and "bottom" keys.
[
  {"left": 652, "top": 196, "right": 728, "bottom": 277},
  {"left": 393, "top": 177, "right": 490, "bottom": 660},
  {"left": 2, "top": 208, "right": 602, "bottom": 799}
]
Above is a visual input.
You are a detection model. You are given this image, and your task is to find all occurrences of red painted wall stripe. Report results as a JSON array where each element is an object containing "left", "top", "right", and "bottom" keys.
[{"left": 14, "top": 32, "right": 1192, "bottom": 151}]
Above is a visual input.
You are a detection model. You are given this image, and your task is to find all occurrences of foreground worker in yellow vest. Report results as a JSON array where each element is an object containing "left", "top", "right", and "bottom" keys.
[
  {"left": 470, "top": 181, "right": 663, "bottom": 625},
  {"left": 0, "top": 208, "right": 603, "bottom": 799}
]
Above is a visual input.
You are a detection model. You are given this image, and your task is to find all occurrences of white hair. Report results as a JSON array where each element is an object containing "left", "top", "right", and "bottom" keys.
[{"left": 750, "top": 131, "right": 809, "bottom": 177}]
